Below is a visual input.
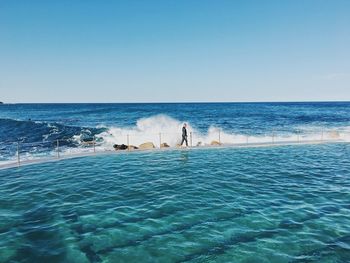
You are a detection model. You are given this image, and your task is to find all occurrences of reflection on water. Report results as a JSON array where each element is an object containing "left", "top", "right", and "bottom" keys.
[{"left": 180, "top": 150, "right": 189, "bottom": 163}]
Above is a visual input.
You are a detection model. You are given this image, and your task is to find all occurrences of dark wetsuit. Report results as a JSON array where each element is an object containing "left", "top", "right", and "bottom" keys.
[{"left": 181, "top": 126, "right": 188, "bottom": 146}]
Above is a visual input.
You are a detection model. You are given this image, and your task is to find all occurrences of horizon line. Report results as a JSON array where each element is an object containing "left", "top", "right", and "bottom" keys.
[{"left": 1, "top": 100, "right": 350, "bottom": 104}]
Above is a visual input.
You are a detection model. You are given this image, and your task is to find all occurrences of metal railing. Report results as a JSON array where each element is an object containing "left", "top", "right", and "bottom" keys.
[
  {"left": 0, "top": 137, "right": 98, "bottom": 167},
  {"left": 0, "top": 128, "right": 345, "bottom": 168}
]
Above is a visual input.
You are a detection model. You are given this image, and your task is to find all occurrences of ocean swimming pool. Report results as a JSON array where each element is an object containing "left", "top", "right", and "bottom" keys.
[{"left": 0, "top": 144, "right": 350, "bottom": 263}]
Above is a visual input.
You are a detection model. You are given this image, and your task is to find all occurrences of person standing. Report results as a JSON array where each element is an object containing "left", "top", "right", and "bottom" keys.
[{"left": 181, "top": 123, "right": 188, "bottom": 146}]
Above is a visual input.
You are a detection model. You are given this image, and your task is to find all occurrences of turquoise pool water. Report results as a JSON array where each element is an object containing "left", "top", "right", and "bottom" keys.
[{"left": 0, "top": 144, "right": 350, "bottom": 263}]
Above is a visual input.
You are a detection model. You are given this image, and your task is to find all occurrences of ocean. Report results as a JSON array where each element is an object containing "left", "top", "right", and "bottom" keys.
[
  {"left": 1, "top": 102, "right": 350, "bottom": 163},
  {"left": 0, "top": 102, "right": 350, "bottom": 262}
]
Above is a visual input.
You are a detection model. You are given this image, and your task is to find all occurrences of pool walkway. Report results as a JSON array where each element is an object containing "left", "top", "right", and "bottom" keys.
[{"left": 0, "top": 139, "right": 346, "bottom": 170}]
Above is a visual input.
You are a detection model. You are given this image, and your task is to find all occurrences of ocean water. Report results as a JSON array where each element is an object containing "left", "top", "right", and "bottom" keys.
[
  {"left": 1, "top": 102, "right": 350, "bottom": 163},
  {"left": 0, "top": 144, "right": 350, "bottom": 262},
  {"left": 0, "top": 103, "right": 350, "bottom": 262}
]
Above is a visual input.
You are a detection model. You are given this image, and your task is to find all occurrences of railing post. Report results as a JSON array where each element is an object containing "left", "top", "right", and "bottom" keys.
[
  {"left": 190, "top": 132, "right": 193, "bottom": 147},
  {"left": 297, "top": 130, "right": 300, "bottom": 143},
  {"left": 127, "top": 134, "right": 130, "bottom": 151},
  {"left": 56, "top": 139, "right": 60, "bottom": 158},
  {"left": 17, "top": 142, "right": 20, "bottom": 166},
  {"left": 93, "top": 136, "right": 96, "bottom": 153},
  {"left": 218, "top": 130, "right": 221, "bottom": 144},
  {"left": 159, "top": 132, "right": 162, "bottom": 148}
]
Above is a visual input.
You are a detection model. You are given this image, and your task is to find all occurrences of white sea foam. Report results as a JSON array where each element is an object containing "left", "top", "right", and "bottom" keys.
[
  {"left": 93, "top": 114, "right": 349, "bottom": 148},
  {"left": 1, "top": 114, "right": 349, "bottom": 168}
]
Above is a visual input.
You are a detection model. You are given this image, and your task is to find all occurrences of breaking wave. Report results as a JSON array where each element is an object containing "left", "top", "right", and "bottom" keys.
[
  {"left": 0, "top": 114, "right": 349, "bottom": 165},
  {"left": 95, "top": 114, "right": 349, "bottom": 149}
]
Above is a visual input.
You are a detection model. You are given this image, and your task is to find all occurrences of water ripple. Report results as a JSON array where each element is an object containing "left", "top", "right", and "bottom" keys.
[{"left": 0, "top": 144, "right": 349, "bottom": 262}]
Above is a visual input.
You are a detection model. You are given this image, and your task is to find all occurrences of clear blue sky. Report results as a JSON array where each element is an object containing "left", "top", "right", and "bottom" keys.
[{"left": 1, "top": 0, "right": 349, "bottom": 103}]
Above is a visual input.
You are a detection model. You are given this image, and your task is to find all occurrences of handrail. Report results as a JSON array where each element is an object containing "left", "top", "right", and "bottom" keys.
[{"left": 0, "top": 129, "right": 346, "bottom": 168}]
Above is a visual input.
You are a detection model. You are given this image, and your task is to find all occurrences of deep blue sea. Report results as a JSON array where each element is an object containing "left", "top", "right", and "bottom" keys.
[{"left": 0, "top": 102, "right": 350, "bottom": 262}]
